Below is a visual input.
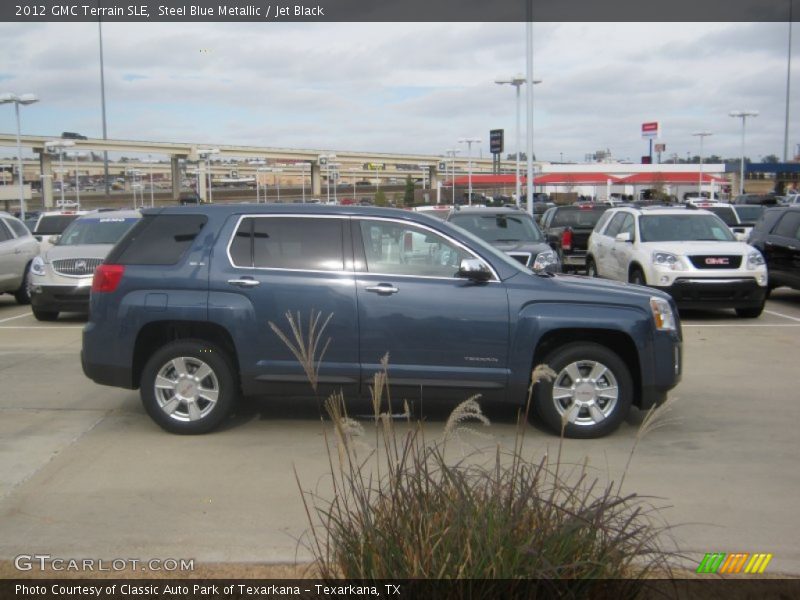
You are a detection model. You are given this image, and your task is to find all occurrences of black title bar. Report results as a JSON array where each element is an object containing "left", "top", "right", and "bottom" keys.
[{"left": 2, "top": 0, "right": 800, "bottom": 23}]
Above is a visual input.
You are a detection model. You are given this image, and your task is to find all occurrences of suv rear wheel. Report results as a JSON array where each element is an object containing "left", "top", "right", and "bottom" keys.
[
  {"left": 735, "top": 304, "right": 764, "bottom": 319},
  {"left": 533, "top": 342, "right": 633, "bottom": 439},
  {"left": 586, "top": 257, "right": 598, "bottom": 278},
  {"left": 141, "top": 339, "right": 237, "bottom": 434},
  {"left": 32, "top": 307, "right": 58, "bottom": 321}
]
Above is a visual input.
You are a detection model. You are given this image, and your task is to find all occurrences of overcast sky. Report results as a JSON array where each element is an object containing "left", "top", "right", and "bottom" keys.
[{"left": 0, "top": 21, "right": 797, "bottom": 163}]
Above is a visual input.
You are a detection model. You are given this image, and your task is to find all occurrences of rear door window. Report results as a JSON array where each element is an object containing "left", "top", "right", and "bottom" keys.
[
  {"left": 229, "top": 216, "right": 345, "bottom": 271},
  {"left": 772, "top": 212, "right": 800, "bottom": 240}
]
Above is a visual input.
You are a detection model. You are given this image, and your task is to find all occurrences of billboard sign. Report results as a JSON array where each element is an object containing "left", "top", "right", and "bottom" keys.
[
  {"left": 642, "top": 122, "right": 660, "bottom": 139},
  {"left": 490, "top": 129, "right": 504, "bottom": 154}
]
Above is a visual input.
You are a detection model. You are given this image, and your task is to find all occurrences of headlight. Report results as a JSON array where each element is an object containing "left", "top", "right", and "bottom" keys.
[
  {"left": 650, "top": 296, "right": 676, "bottom": 331},
  {"left": 746, "top": 250, "right": 765, "bottom": 270},
  {"left": 30, "top": 256, "right": 46, "bottom": 276},
  {"left": 532, "top": 249, "right": 557, "bottom": 272},
  {"left": 652, "top": 251, "right": 684, "bottom": 271}
]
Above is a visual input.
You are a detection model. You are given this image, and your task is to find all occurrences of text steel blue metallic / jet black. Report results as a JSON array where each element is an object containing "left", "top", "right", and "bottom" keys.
[{"left": 82, "top": 204, "right": 682, "bottom": 438}]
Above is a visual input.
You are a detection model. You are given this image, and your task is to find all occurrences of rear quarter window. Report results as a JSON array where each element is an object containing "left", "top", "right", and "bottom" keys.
[{"left": 107, "top": 214, "right": 207, "bottom": 265}]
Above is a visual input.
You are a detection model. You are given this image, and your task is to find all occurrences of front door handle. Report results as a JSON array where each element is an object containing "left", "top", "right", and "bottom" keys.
[
  {"left": 365, "top": 284, "right": 399, "bottom": 295},
  {"left": 227, "top": 278, "right": 260, "bottom": 288}
]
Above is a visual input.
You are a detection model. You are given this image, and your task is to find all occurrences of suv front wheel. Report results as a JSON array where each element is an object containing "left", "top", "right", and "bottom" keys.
[
  {"left": 141, "top": 339, "right": 237, "bottom": 434},
  {"left": 533, "top": 342, "right": 633, "bottom": 439}
]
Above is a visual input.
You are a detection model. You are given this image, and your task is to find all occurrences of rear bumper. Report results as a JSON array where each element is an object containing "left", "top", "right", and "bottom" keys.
[
  {"left": 31, "top": 284, "right": 90, "bottom": 313},
  {"left": 654, "top": 278, "right": 766, "bottom": 310},
  {"left": 561, "top": 252, "right": 587, "bottom": 268}
]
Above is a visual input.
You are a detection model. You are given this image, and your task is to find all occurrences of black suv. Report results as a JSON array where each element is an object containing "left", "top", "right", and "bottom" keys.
[
  {"left": 82, "top": 204, "right": 682, "bottom": 438},
  {"left": 747, "top": 207, "right": 800, "bottom": 293}
]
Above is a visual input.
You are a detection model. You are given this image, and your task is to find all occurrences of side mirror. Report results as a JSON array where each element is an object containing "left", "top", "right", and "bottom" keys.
[
  {"left": 48, "top": 235, "right": 61, "bottom": 245},
  {"left": 457, "top": 258, "right": 492, "bottom": 282},
  {"left": 615, "top": 232, "right": 632, "bottom": 243}
]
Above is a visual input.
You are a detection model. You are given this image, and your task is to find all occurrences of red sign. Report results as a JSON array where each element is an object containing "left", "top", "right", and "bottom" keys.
[{"left": 642, "top": 122, "right": 660, "bottom": 138}]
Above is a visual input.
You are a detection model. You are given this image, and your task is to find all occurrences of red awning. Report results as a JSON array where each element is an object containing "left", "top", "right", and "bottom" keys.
[
  {"left": 448, "top": 172, "right": 621, "bottom": 186},
  {"left": 532, "top": 172, "right": 623, "bottom": 185},
  {"left": 618, "top": 172, "right": 727, "bottom": 184}
]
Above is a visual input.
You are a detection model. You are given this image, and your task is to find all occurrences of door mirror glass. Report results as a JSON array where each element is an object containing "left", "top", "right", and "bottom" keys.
[{"left": 615, "top": 232, "right": 632, "bottom": 243}]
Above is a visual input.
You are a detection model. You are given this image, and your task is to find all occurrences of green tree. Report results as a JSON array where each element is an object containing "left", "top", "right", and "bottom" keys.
[
  {"left": 403, "top": 175, "right": 415, "bottom": 206},
  {"left": 374, "top": 189, "right": 387, "bottom": 207}
]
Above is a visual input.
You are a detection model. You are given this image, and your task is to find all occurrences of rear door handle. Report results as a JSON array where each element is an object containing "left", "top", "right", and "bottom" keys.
[
  {"left": 365, "top": 283, "right": 399, "bottom": 295},
  {"left": 227, "top": 278, "right": 260, "bottom": 288}
]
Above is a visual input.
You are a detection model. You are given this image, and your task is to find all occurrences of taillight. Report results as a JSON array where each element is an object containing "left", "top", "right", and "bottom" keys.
[
  {"left": 92, "top": 264, "right": 125, "bottom": 293},
  {"left": 561, "top": 229, "right": 573, "bottom": 251}
]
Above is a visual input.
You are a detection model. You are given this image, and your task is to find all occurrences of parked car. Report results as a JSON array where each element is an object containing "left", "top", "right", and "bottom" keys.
[
  {"left": 539, "top": 204, "right": 610, "bottom": 272},
  {"left": 412, "top": 204, "right": 451, "bottom": 220},
  {"left": 446, "top": 206, "right": 559, "bottom": 273},
  {"left": 688, "top": 202, "right": 753, "bottom": 241},
  {"left": 732, "top": 193, "right": 779, "bottom": 206},
  {"left": 747, "top": 207, "right": 800, "bottom": 294},
  {"left": 731, "top": 205, "right": 765, "bottom": 240},
  {"left": 0, "top": 211, "right": 40, "bottom": 304},
  {"left": 31, "top": 210, "right": 90, "bottom": 254},
  {"left": 81, "top": 204, "right": 682, "bottom": 439},
  {"left": 29, "top": 210, "right": 141, "bottom": 320},
  {"left": 586, "top": 205, "right": 768, "bottom": 318}
]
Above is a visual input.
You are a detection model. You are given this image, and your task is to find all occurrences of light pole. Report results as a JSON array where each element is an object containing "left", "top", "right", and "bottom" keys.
[
  {"left": 301, "top": 162, "right": 309, "bottom": 203},
  {"left": 691, "top": 131, "right": 712, "bottom": 198},
  {"left": 1, "top": 93, "right": 39, "bottom": 220},
  {"left": 458, "top": 138, "right": 481, "bottom": 205},
  {"left": 248, "top": 159, "right": 266, "bottom": 203},
  {"left": 329, "top": 163, "right": 340, "bottom": 203},
  {"left": 272, "top": 168, "right": 283, "bottom": 202},
  {"left": 66, "top": 151, "right": 87, "bottom": 208},
  {"left": 445, "top": 149, "right": 459, "bottom": 204},
  {"left": 142, "top": 155, "right": 158, "bottom": 207},
  {"left": 45, "top": 140, "right": 75, "bottom": 208},
  {"left": 319, "top": 154, "right": 336, "bottom": 203},
  {"left": 729, "top": 111, "right": 758, "bottom": 196},
  {"left": 495, "top": 75, "right": 541, "bottom": 206},
  {"left": 198, "top": 148, "right": 220, "bottom": 203}
]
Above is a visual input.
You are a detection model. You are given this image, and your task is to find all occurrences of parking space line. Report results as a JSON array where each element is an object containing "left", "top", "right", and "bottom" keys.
[
  {"left": 0, "top": 326, "right": 84, "bottom": 330},
  {"left": 0, "top": 312, "right": 31, "bottom": 324},
  {"left": 683, "top": 323, "right": 800, "bottom": 328},
  {"left": 764, "top": 310, "right": 800, "bottom": 323}
]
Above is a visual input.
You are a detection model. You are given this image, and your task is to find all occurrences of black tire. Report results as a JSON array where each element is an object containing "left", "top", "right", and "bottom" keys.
[
  {"left": 141, "top": 339, "right": 237, "bottom": 434},
  {"left": 586, "top": 257, "right": 598, "bottom": 278},
  {"left": 32, "top": 307, "right": 58, "bottom": 321},
  {"left": 735, "top": 304, "right": 764, "bottom": 319},
  {"left": 629, "top": 267, "right": 646, "bottom": 286},
  {"left": 14, "top": 263, "right": 32, "bottom": 305},
  {"left": 532, "top": 342, "right": 633, "bottom": 439}
]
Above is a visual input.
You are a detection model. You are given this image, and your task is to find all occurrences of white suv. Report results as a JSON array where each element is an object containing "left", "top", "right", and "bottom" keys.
[{"left": 586, "top": 205, "right": 768, "bottom": 318}]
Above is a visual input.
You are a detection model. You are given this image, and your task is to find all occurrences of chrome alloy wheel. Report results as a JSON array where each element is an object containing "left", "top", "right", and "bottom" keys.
[
  {"left": 154, "top": 357, "right": 220, "bottom": 423},
  {"left": 551, "top": 360, "right": 619, "bottom": 427}
]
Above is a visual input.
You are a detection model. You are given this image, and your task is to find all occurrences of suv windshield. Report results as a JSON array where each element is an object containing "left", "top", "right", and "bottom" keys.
[
  {"left": 58, "top": 216, "right": 140, "bottom": 246},
  {"left": 550, "top": 207, "right": 607, "bottom": 228},
  {"left": 732, "top": 205, "right": 765, "bottom": 223},
  {"left": 448, "top": 212, "right": 544, "bottom": 243},
  {"left": 34, "top": 214, "right": 81, "bottom": 235},
  {"left": 705, "top": 206, "right": 738, "bottom": 226},
  {"left": 639, "top": 214, "right": 736, "bottom": 242}
]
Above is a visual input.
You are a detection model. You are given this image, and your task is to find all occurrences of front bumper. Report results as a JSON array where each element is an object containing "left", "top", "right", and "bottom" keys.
[
  {"left": 639, "top": 330, "right": 682, "bottom": 410},
  {"left": 31, "top": 284, "right": 90, "bottom": 313},
  {"left": 653, "top": 278, "right": 766, "bottom": 310}
]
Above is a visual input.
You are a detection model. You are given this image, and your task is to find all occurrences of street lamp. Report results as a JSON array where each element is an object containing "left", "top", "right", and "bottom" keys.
[
  {"left": 198, "top": 148, "right": 220, "bottom": 203},
  {"left": 495, "top": 76, "right": 541, "bottom": 206},
  {"left": 458, "top": 138, "right": 481, "bottom": 205},
  {"left": 691, "top": 131, "right": 712, "bottom": 198},
  {"left": 45, "top": 140, "right": 75, "bottom": 208},
  {"left": 319, "top": 154, "right": 336, "bottom": 203},
  {"left": 1, "top": 92, "right": 39, "bottom": 220},
  {"left": 444, "top": 149, "right": 459, "bottom": 205},
  {"left": 142, "top": 155, "right": 159, "bottom": 207},
  {"left": 729, "top": 111, "right": 758, "bottom": 196},
  {"left": 301, "top": 162, "right": 309, "bottom": 203}
]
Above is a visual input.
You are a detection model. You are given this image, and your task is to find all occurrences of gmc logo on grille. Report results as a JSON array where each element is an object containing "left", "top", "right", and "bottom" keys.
[{"left": 705, "top": 257, "right": 729, "bottom": 265}]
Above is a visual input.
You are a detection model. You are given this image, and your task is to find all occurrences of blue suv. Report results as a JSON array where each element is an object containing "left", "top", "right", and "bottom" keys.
[{"left": 82, "top": 204, "right": 682, "bottom": 438}]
